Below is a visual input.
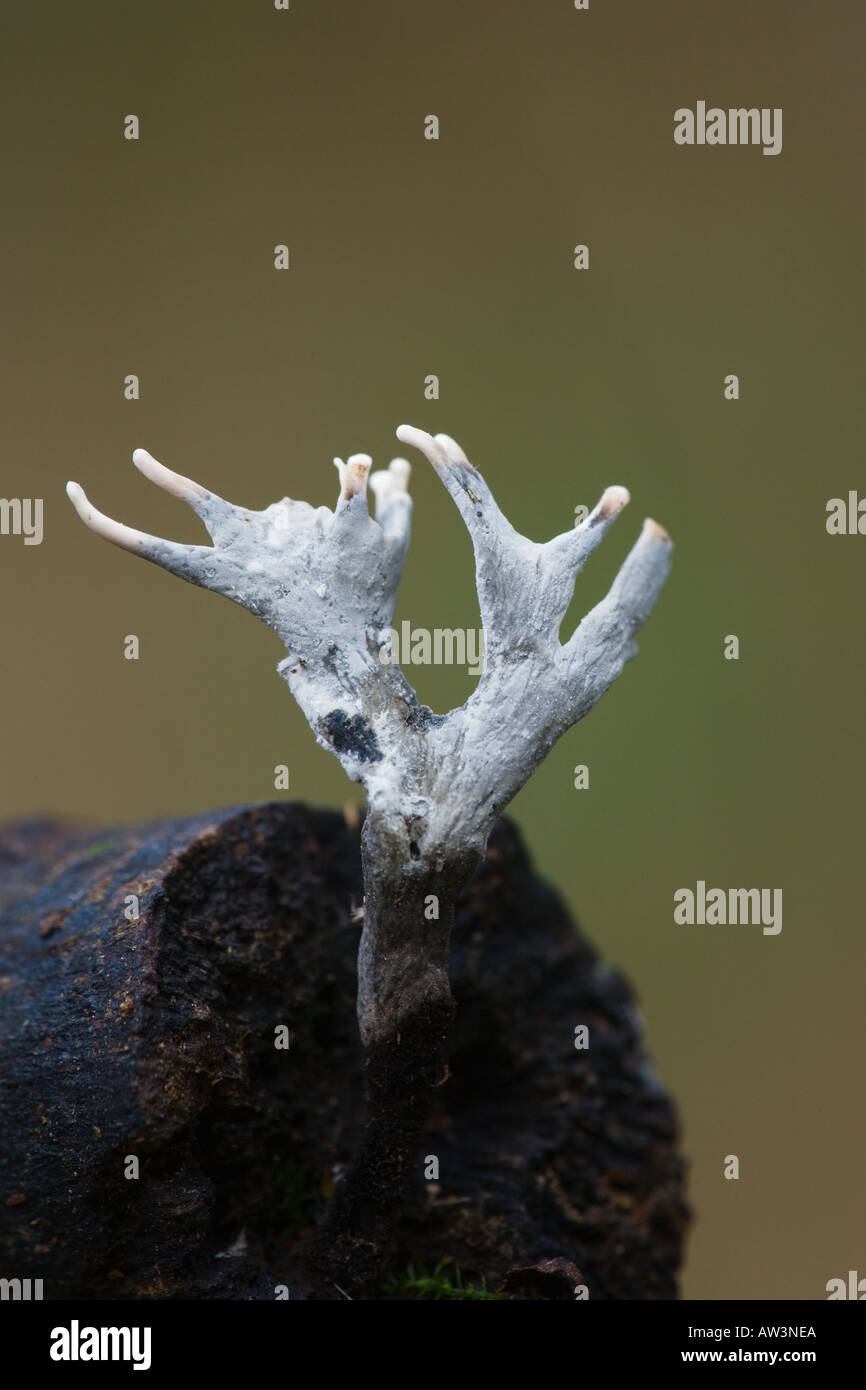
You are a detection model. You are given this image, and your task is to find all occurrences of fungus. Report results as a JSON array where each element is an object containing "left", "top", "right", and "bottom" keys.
[{"left": 67, "top": 425, "right": 672, "bottom": 1279}]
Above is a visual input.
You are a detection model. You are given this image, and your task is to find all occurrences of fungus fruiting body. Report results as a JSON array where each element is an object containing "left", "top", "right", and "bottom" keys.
[{"left": 68, "top": 425, "right": 672, "bottom": 1281}]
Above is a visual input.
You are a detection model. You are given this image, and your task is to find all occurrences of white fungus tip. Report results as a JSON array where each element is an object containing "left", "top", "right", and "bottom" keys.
[
  {"left": 334, "top": 453, "right": 372, "bottom": 501},
  {"left": 433, "top": 433, "right": 469, "bottom": 464},
  {"left": 65, "top": 480, "right": 95, "bottom": 524},
  {"left": 132, "top": 447, "right": 207, "bottom": 501},
  {"left": 395, "top": 424, "right": 429, "bottom": 449},
  {"left": 599, "top": 485, "right": 630, "bottom": 516},
  {"left": 370, "top": 457, "right": 411, "bottom": 503},
  {"left": 65, "top": 482, "right": 148, "bottom": 551}
]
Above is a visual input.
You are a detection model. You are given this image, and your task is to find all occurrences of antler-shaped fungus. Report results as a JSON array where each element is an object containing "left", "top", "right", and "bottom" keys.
[
  {"left": 68, "top": 426, "right": 671, "bottom": 1286},
  {"left": 68, "top": 429, "right": 671, "bottom": 1045}
]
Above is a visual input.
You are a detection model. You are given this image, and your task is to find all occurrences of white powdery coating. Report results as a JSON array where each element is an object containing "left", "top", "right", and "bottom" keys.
[
  {"left": 67, "top": 430, "right": 672, "bottom": 1040},
  {"left": 66, "top": 431, "right": 671, "bottom": 830}
]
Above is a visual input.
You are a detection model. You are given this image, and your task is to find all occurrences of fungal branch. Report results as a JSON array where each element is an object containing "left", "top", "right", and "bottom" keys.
[{"left": 67, "top": 426, "right": 671, "bottom": 1281}]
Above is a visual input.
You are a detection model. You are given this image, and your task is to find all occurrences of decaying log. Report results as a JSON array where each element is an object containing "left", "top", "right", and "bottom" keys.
[{"left": 0, "top": 803, "right": 688, "bottom": 1299}]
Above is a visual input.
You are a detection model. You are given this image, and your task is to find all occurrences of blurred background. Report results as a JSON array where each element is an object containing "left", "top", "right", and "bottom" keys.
[{"left": 1, "top": 0, "right": 863, "bottom": 1299}]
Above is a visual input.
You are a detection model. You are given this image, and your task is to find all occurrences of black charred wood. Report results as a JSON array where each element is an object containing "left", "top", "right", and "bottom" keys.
[{"left": 0, "top": 805, "right": 688, "bottom": 1300}]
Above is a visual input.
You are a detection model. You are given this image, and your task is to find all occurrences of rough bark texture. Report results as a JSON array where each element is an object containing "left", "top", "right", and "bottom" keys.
[{"left": 0, "top": 803, "right": 688, "bottom": 1300}]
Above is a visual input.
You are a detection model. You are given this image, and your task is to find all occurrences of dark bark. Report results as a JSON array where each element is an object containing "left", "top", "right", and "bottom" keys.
[{"left": 0, "top": 804, "right": 689, "bottom": 1300}]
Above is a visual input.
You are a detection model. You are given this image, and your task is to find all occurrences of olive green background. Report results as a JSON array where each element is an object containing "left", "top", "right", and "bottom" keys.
[{"left": 1, "top": 1, "right": 863, "bottom": 1300}]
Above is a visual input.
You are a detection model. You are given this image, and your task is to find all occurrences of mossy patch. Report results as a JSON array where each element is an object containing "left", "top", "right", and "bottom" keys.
[{"left": 384, "top": 1260, "right": 502, "bottom": 1301}]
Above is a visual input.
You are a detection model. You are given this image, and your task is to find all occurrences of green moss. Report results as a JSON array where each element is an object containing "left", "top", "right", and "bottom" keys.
[{"left": 384, "top": 1260, "right": 502, "bottom": 1300}]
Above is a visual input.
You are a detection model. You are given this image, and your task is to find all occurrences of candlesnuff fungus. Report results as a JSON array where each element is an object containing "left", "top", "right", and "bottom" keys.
[{"left": 67, "top": 425, "right": 672, "bottom": 1281}]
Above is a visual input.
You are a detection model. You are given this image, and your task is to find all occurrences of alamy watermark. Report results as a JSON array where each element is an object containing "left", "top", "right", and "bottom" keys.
[
  {"left": 674, "top": 103, "right": 782, "bottom": 156},
  {"left": 826, "top": 492, "right": 866, "bottom": 534},
  {"left": 0, "top": 497, "right": 43, "bottom": 545},
  {"left": 0, "top": 1276, "right": 43, "bottom": 1300},
  {"left": 827, "top": 1270, "right": 866, "bottom": 1299},
  {"left": 379, "top": 621, "right": 486, "bottom": 675},
  {"left": 50, "top": 1321, "right": 151, "bottom": 1370},
  {"left": 674, "top": 880, "right": 783, "bottom": 935}
]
